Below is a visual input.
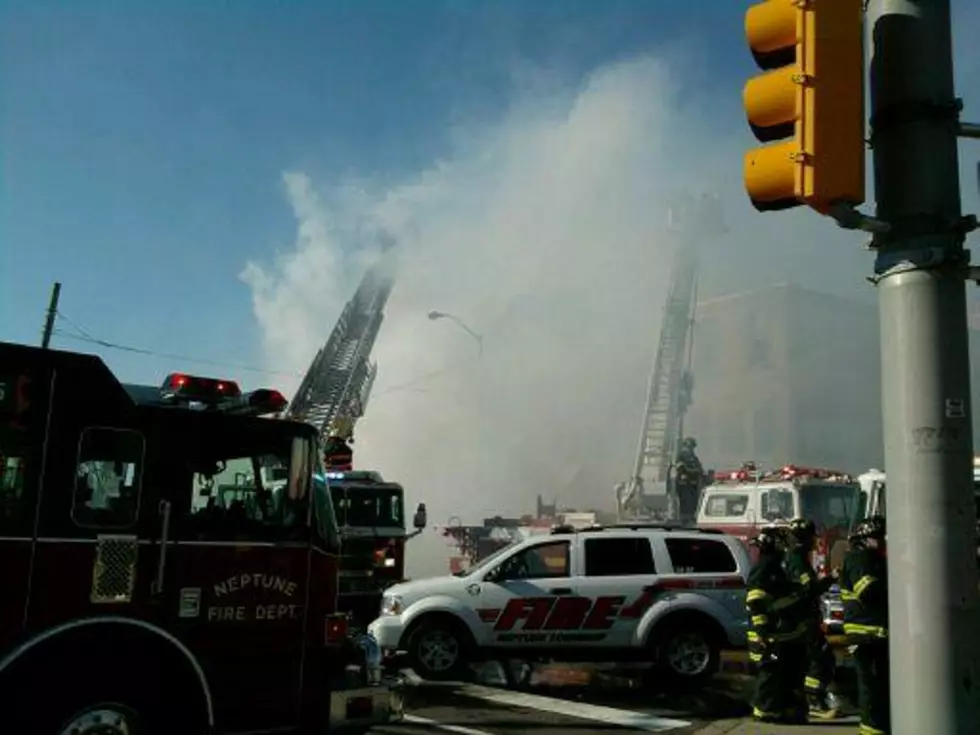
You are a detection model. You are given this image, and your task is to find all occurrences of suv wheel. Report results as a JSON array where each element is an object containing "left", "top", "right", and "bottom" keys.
[
  {"left": 655, "top": 623, "right": 720, "bottom": 685},
  {"left": 406, "top": 617, "right": 470, "bottom": 682}
]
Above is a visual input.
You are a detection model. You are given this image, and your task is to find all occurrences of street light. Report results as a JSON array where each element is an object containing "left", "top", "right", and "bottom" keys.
[{"left": 427, "top": 310, "right": 484, "bottom": 357}]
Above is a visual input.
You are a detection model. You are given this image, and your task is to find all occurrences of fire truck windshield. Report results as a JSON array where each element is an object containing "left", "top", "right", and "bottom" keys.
[
  {"left": 331, "top": 483, "right": 403, "bottom": 528},
  {"left": 186, "top": 432, "right": 314, "bottom": 540},
  {"left": 800, "top": 483, "right": 860, "bottom": 530}
]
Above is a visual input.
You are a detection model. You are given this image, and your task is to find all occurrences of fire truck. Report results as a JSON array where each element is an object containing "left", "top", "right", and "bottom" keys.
[
  {"left": 327, "top": 469, "right": 426, "bottom": 630},
  {"left": 696, "top": 464, "right": 861, "bottom": 574},
  {"left": 0, "top": 342, "right": 403, "bottom": 735}
]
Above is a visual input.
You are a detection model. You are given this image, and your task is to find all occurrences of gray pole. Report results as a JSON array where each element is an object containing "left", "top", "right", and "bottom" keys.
[
  {"left": 867, "top": 1, "right": 980, "bottom": 732},
  {"left": 40, "top": 281, "right": 62, "bottom": 349}
]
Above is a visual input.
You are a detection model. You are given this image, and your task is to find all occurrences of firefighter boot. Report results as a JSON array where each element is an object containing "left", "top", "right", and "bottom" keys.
[{"left": 807, "top": 689, "right": 840, "bottom": 720}]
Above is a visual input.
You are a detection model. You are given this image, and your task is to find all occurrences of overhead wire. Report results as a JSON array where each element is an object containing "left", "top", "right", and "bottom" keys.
[
  {"left": 52, "top": 311, "right": 301, "bottom": 377},
  {"left": 51, "top": 310, "right": 479, "bottom": 396}
]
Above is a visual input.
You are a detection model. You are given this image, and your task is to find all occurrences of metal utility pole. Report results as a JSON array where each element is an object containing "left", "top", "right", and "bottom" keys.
[
  {"left": 40, "top": 282, "right": 62, "bottom": 349},
  {"left": 868, "top": 1, "right": 980, "bottom": 731}
]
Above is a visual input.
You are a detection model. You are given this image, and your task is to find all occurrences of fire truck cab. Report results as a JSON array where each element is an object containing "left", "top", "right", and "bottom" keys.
[
  {"left": 0, "top": 342, "right": 402, "bottom": 735},
  {"left": 327, "top": 470, "right": 427, "bottom": 630},
  {"left": 696, "top": 464, "right": 860, "bottom": 574}
]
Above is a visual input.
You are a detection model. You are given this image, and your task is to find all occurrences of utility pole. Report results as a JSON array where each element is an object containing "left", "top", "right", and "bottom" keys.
[
  {"left": 40, "top": 282, "right": 62, "bottom": 349},
  {"left": 867, "top": 0, "right": 980, "bottom": 731}
]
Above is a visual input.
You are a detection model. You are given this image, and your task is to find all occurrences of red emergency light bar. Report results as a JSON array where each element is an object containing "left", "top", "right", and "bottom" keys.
[
  {"left": 160, "top": 374, "right": 287, "bottom": 417},
  {"left": 712, "top": 464, "right": 851, "bottom": 484},
  {"left": 162, "top": 373, "right": 242, "bottom": 403},
  {"left": 222, "top": 389, "right": 289, "bottom": 417}
]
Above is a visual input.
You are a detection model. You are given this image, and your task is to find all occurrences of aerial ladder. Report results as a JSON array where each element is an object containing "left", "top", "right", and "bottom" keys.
[
  {"left": 616, "top": 194, "right": 724, "bottom": 522},
  {"left": 284, "top": 252, "right": 395, "bottom": 466}
]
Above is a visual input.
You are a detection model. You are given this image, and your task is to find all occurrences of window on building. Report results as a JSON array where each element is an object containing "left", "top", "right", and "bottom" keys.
[
  {"left": 73, "top": 427, "right": 144, "bottom": 528},
  {"left": 665, "top": 537, "right": 737, "bottom": 574},
  {"left": 497, "top": 541, "right": 570, "bottom": 580},
  {"left": 703, "top": 494, "right": 749, "bottom": 518},
  {"left": 584, "top": 537, "right": 657, "bottom": 576}
]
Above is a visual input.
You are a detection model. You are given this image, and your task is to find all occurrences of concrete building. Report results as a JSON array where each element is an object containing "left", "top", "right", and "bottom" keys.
[{"left": 685, "top": 283, "right": 980, "bottom": 475}]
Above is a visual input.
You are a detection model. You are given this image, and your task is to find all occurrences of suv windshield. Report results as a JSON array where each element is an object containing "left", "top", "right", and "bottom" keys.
[
  {"left": 800, "top": 483, "right": 860, "bottom": 530},
  {"left": 331, "top": 482, "right": 403, "bottom": 528},
  {"left": 455, "top": 540, "right": 518, "bottom": 577}
]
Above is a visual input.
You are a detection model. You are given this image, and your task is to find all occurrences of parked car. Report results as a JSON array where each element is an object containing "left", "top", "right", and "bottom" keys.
[{"left": 368, "top": 523, "right": 752, "bottom": 686}]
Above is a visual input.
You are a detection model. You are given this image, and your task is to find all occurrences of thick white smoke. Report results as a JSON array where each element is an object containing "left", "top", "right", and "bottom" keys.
[{"left": 241, "top": 47, "right": 980, "bottom": 576}]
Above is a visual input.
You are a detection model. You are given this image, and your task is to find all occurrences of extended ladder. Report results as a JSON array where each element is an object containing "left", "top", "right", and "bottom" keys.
[{"left": 285, "top": 259, "right": 394, "bottom": 443}]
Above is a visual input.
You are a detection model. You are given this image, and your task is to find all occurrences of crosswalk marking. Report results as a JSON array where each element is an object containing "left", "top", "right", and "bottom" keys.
[
  {"left": 453, "top": 682, "right": 693, "bottom": 732},
  {"left": 403, "top": 713, "right": 496, "bottom": 735}
]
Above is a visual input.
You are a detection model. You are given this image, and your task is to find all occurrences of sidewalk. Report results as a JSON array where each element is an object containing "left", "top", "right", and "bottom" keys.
[{"left": 694, "top": 715, "right": 859, "bottom": 734}]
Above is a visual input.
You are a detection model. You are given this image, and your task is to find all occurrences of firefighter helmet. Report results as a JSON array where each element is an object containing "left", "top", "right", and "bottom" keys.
[
  {"left": 750, "top": 522, "right": 786, "bottom": 553},
  {"left": 850, "top": 515, "right": 886, "bottom": 544},
  {"left": 681, "top": 436, "right": 697, "bottom": 449},
  {"left": 789, "top": 517, "right": 816, "bottom": 540}
]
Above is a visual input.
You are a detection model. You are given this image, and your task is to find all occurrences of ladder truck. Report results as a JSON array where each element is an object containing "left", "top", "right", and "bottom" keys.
[
  {"left": 616, "top": 194, "right": 724, "bottom": 523},
  {"left": 284, "top": 255, "right": 426, "bottom": 630}
]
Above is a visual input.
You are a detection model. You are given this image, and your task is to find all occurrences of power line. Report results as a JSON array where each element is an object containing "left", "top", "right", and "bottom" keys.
[
  {"left": 52, "top": 312, "right": 301, "bottom": 377},
  {"left": 51, "top": 310, "right": 478, "bottom": 398}
]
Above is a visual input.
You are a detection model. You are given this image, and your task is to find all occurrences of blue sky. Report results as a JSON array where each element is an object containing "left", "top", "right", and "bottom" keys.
[{"left": 2, "top": 0, "right": 977, "bottom": 390}]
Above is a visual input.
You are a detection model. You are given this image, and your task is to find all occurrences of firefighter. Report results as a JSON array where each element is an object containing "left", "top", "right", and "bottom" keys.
[
  {"left": 841, "top": 515, "right": 889, "bottom": 734},
  {"left": 785, "top": 517, "right": 840, "bottom": 719},
  {"left": 746, "top": 523, "right": 809, "bottom": 724},
  {"left": 674, "top": 436, "right": 703, "bottom": 523}
]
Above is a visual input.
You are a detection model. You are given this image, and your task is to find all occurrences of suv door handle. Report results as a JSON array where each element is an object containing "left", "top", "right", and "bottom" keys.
[{"left": 549, "top": 587, "right": 573, "bottom": 595}]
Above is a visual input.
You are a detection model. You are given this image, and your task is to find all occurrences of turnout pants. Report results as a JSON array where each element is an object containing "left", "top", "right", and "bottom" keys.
[
  {"left": 752, "top": 639, "right": 808, "bottom": 721},
  {"left": 803, "top": 619, "right": 836, "bottom": 698},
  {"left": 853, "top": 639, "right": 890, "bottom": 734}
]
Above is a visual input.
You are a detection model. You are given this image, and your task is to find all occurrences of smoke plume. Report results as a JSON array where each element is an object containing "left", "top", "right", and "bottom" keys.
[{"left": 241, "top": 48, "right": 980, "bottom": 576}]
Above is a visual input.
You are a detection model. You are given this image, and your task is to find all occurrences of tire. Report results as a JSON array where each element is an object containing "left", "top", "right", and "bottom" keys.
[
  {"left": 405, "top": 616, "right": 471, "bottom": 682},
  {"left": 652, "top": 620, "right": 721, "bottom": 687},
  {"left": 9, "top": 669, "right": 196, "bottom": 735}
]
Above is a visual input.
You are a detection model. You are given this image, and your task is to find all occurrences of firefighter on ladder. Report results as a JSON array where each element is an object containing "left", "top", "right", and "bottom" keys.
[
  {"left": 745, "top": 523, "right": 809, "bottom": 724},
  {"left": 785, "top": 517, "right": 840, "bottom": 719},
  {"left": 841, "top": 515, "right": 890, "bottom": 735}
]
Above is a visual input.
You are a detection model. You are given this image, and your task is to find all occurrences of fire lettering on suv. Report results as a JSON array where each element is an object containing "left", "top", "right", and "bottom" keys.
[
  {"left": 491, "top": 595, "right": 628, "bottom": 632},
  {"left": 480, "top": 577, "right": 745, "bottom": 633}
]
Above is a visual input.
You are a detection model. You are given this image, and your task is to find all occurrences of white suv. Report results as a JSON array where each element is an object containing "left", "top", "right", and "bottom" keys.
[{"left": 368, "top": 524, "right": 751, "bottom": 685}]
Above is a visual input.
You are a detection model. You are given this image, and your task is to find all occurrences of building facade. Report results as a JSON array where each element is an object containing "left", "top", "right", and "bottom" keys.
[{"left": 686, "top": 283, "right": 980, "bottom": 476}]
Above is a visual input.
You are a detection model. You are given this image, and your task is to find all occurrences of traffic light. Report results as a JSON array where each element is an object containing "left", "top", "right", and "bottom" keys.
[{"left": 742, "top": 0, "right": 865, "bottom": 214}]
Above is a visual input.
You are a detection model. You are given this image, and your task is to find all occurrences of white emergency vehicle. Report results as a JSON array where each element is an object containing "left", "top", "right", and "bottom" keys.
[{"left": 368, "top": 524, "right": 752, "bottom": 686}]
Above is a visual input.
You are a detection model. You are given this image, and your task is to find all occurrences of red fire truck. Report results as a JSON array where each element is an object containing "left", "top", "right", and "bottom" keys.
[
  {"left": 696, "top": 463, "right": 860, "bottom": 574},
  {"left": 0, "top": 341, "right": 403, "bottom": 735},
  {"left": 326, "top": 470, "right": 427, "bottom": 630}
]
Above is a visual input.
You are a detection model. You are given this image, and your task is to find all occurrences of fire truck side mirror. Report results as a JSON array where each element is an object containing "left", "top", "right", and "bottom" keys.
[{"left": 413, "top": 503, "right": 428, "bottom": 530}]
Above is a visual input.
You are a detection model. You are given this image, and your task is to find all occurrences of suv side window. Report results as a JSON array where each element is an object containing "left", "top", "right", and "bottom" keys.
[
  {"left": 497, "top": 541, "right": 570, "bottom": 580},
  {"left": 72, "top": 427, "right": 144, "bottom": 529},
  {"left": 584, "top": 537, "right": 657, "bottom": 576},
  {"left": 665, "top": 537, "right": 737, "bottom": 574}
]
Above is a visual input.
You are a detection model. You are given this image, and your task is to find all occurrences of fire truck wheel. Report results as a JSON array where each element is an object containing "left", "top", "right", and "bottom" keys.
[
  {"left": 650, "top": 616, "right": 722, "bottom": 687},
  {"left": 55, "top": 703, "right": 144, "bottom": 735},
  {"left": 18, "top": 676, "right": 187, "bottom": 735},
  {"left": 404, "top": 614, "right": 472, "bottom": 682}
]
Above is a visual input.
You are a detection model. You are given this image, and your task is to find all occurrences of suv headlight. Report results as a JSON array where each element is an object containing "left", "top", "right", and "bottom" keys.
[{"left": 381, "top": 594, "right": 403, "bottom": 616}]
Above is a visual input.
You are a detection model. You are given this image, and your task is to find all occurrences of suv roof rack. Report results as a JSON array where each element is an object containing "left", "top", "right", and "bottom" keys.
[{"left": 550, "top": 522, "right": 724, "bottom": 536}]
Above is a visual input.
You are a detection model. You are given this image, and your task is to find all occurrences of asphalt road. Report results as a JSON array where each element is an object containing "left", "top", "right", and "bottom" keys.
[{"left": 376, "top": 655, "right": 861, "bottom": 734}]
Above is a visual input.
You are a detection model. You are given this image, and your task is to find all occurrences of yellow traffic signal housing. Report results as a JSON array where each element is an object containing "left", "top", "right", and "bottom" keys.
[{"left": 743, "top": 0, "right": 865, "bottom": 214}]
